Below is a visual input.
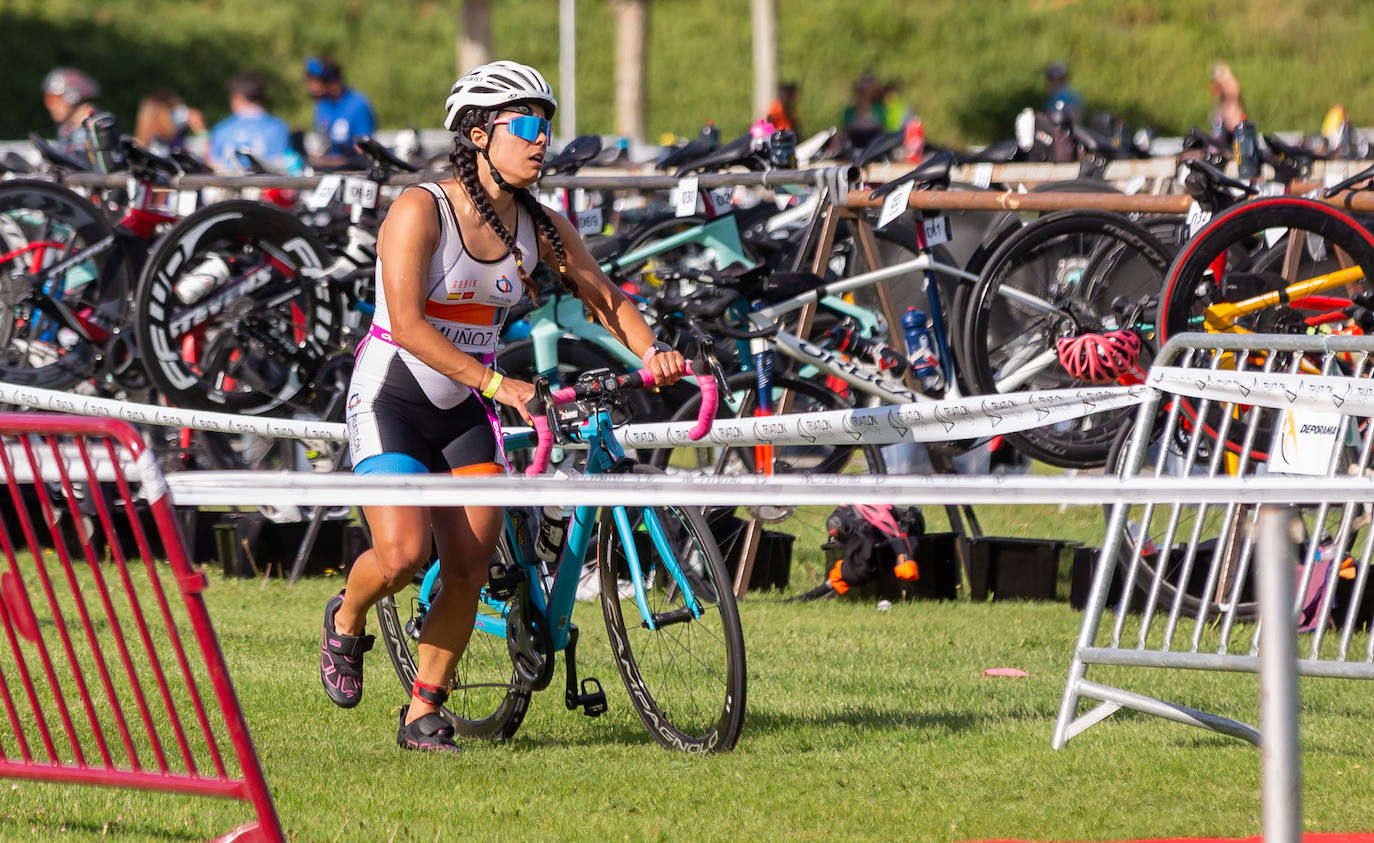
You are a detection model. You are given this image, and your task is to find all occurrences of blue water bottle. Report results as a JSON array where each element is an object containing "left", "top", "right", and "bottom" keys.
[{"left": 901, "top": 307, "right": 940, "bottom": 390}]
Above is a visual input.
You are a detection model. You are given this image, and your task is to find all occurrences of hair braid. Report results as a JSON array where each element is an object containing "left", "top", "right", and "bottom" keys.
[{"left": 513, "top": 189, "right": 574, "bottom": 292}]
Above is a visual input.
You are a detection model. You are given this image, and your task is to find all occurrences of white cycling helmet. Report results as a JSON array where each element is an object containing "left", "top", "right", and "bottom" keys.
[
  {"left": 43, "top": 67, "right": 101, "bottom": 106},
  {"left": 443, "top": 60, "right": 557, "bottom": 133}
]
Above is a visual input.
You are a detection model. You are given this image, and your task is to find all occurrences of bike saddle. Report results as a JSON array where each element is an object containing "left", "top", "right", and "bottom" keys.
[
  {"left": 354, "top": 136, "right": 420, "bottom": 174},
  {"left": 954, "top": 138, "right": 1019, "bottom": 165},
  {"left": 672, "top": 133, "right": 758, "bottom": 177},
  {"left": 169, "top": 147, "right": 214, "bottom": 175},
  {"left": 542, "top": 134, "right": 603, "bottom": 175},
  {"left": 27, "top": 132, "right": 89, "bottom": 172},
  {"left": 1322, "top": 161, "right": 1374, "bottom": 198},
  {"left": 233, "top": 148, "right": 283, "bottom": 175},
  {"left": 852, "top": 129, "right": 905, "bottom": 168},
  {"left": 1181, "top": 126, "right": 1232, "bottom": 166},
  {"left": 123, "top": 141, "right": 184, "bottom": 183},
  {"left": 1182, "top": 158, "right": 1258, "bottom": 211},
  {"left": 1072, "top": 125, "right": 1125, "bottom": 160},
  {"left": 869, "top": 149, "right": 956, "bottom": 200},
  {"left": 1263, "top": 134, "right": 1324, "bottom": 183},
  {"left": 708, "top": 261, "right": 770, "bottom": 288},
  {"left": 682, "top": 286, "right": 740, "bottom": 320},
  {"left": 656, "top": 137, "right": 719, "bottom": 172},
  {"left": 1, "top": 151, "right": 33, "bottom": 174},
  {"left": 754, "top": 270, "right": 827, "bottom": 303}
]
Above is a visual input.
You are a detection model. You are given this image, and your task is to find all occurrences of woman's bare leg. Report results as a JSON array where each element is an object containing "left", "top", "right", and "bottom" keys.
[{"left": 405, "top": 504, "right": 503, "bottom": 725}]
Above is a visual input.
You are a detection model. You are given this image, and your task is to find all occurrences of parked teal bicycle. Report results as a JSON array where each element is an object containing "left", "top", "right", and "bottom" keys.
[{"left": 374, "top": 341, "right": 746, "bottom": 752}]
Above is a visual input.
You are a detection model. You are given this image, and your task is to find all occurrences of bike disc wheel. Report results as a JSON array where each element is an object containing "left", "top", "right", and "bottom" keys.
[
  {"left": 598, "top": 464, "right": 746, "bottom": 752},
  {"left": 374, "top": 538, "right": 532, "bottom": 741},
  {"left": 134, "top": 199, "right": 339, "bottom": 414}
]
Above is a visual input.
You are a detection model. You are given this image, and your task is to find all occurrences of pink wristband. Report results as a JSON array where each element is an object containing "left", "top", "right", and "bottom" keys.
[{"left": 641, "top": 346, "right": 663, "bottom": 367}]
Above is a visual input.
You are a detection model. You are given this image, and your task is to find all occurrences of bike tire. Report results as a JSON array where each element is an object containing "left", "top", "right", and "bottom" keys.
[
  {"left": 598, "top": 463, "right": 746, "bottom": 752},
  {"left": 1158, "top": 196, "right": 1374, "bottom": 343},
  {"left": 1156, "top": 196, "right": 1374, "bottom": 460},
  {"left": 134, "top": 199, "right": 340, "bottom": 414},
  {"left": 963, "top": 210, "right": 1171, "bottom": 468},
  {"left": 1101, "top": 417, "right": 1260, "bottom": 623},
  {"left": 0, "top": 179, "right": 134, "bottom": 390},
  {"left": 374, "top": 535, "right": 532, "bottom": 742}
]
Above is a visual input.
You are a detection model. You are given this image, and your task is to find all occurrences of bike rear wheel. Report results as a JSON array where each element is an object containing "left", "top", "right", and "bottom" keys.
[
  {"left": 964, "top": 210, "right": 1171, "bottom": 468},
  {"left": 374, "top": 537, "right": 532, "bottom": 741},
  {"left": 598, "top": 464, "right": 746, "bottom": 752},
  {"left": 0, "top": 179, "right": 133, "bottom": 390},
  {"left": 1157, "top": 197, "right": 1374, "bottom": 460}
]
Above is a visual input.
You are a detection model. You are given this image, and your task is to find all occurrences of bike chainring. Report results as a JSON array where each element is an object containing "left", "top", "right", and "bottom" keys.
[{"left": 506, "top": 581, "right": 554, "bottom": 691}]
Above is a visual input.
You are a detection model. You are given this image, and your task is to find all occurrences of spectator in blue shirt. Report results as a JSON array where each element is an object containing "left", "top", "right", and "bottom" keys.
[
  {"left": 209, "top": 71, "right": 291, "bottom": 172},
  {"left": 304, "top": 56, "right": 375, "bottom": 167},
  {"left": 1044, "top": 61, "right": 1084, "bottom": 125}
]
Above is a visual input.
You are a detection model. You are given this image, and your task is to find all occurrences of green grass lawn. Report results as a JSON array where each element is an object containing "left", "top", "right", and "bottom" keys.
[{"left": 0, "top": 560, "right": 1370, "bottom": 841}]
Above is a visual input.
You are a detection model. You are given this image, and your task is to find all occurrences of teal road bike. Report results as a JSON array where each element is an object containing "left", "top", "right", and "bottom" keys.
[{"left": 373, "top": 342, "right": 746, "bottom": 752}]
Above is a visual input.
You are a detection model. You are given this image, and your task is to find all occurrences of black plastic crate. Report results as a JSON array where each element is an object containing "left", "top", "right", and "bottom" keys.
[
  {"left": 214, "top": 512, "right": 367, "bottom": 578},
  {"left": 706, "top": 508, "right": 792, "bottom": 592},
  {"left": 968, "top": 537, "right": 1076, "bottom": 602}
]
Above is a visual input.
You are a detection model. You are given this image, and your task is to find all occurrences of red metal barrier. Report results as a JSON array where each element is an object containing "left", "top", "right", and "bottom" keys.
[{"left": 0, "top": 414, "right": 282, "bottom": 842}]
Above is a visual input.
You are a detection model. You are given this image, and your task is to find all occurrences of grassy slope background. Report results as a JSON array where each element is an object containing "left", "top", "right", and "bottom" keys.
[{"left": 3, "top": 0, "right": 1374, "bottom": 146}]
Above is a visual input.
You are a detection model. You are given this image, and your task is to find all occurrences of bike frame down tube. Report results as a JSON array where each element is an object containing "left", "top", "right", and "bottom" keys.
[{"left": 479, "top": 410, "right": 703, "bottom": 650}]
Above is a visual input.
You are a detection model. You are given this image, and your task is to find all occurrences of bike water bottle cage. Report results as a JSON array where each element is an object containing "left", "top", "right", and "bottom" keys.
[{"left": 412, "top": 679, "right": 450, "bottom": 706}]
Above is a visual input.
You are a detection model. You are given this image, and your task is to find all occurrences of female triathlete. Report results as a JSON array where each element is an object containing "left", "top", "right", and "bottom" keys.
[{"left": 318, "top": 61, "right": 686, "bottom": 752}]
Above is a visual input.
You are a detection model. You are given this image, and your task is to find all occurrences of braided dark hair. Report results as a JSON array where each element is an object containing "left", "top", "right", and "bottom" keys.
[{"left": 448, "top": 107, "right": 572, "bottom": 296}]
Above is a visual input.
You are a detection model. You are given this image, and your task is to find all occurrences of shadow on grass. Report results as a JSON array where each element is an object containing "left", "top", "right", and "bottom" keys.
[{"left": 745, "top": 701, "right": 1055, "bottom": 734}]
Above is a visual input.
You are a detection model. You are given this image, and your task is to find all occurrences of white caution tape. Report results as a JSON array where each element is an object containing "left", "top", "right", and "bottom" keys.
[
  {"left": 162, "top": 470, "right": 1374, "bottom": 509},
  {"left": 0, "top": 382, "right": 345, "bottom": 441},
  {"left": 620, "top": 385, "right": 1146, "bottom": 448},
  {"left": 0, "top": 380, "right": 1144, "bottom": 448},
  {"left": 1147, "top": 367, "right": 1374, "bottom": 416}
]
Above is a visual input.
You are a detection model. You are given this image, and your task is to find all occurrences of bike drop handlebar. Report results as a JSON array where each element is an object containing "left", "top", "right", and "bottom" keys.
[{"left": 523, "top": 339, "right": 723, "bottom": 477}]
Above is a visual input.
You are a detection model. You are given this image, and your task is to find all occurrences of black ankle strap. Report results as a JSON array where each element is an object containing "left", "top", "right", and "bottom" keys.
[{"left": 413, "top": 680, "right": 449, "bottom": 706}]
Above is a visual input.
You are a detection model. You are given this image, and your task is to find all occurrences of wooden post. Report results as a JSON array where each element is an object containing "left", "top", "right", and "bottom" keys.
[{"left": 611, "top": 0, "right": 647, "bottom": 143}]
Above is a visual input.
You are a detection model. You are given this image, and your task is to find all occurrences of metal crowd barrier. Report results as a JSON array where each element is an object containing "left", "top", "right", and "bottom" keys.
[{"left": 0, "top": 415, "right": 283, "bottom": 842}]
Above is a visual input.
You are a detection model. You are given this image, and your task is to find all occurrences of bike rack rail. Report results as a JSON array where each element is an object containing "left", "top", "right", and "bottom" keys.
[{"left": 0, "top": 414, "right": 282, "bottom": 842}]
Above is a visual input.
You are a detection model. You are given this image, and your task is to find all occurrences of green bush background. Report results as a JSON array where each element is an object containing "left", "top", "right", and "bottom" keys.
[{"left": 4, "top": 0, "right": 1374, "bottom": 146}]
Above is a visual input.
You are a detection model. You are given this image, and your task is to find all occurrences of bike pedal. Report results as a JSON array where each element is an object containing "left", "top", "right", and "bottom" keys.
[
  {"left": 487, "top": 565, "right": 521, "bottom": 601},
  {"left": 573, "top": 677, "right": 607, "bottom": 717}
]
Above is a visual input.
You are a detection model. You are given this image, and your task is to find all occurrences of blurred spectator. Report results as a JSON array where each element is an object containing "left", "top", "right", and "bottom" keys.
[
  {"left": 880, "top": 83, "right": 911, "bottom": 133},
  {"left": 843, "top": 71, "right": 886, "bottom": 150},
  {"left": 134, "top": 89, "right": 208, "bottom": 158},
  {"left": 1044, "top": 62, "right": 1084, "bottom": 124},
  {"left": 41, "top": 66, "right": 117, "bottom": 163},
  {"left": 765, "top": 82, "right": 801, "bottom": 137},
  {"left": 208, "top": 71, "right": 291, "bottom": 172},
  {"left": 1208, "top": 61, "right": 1246, "bottom": 139},
  {"left": 304, "top": 55, "right": 375, "bottom": 166}
]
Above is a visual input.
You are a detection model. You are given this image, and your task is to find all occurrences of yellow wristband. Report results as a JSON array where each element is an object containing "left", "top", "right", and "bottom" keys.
[{"left": 480, "top": 371, "right": 504, "bottom": 399}]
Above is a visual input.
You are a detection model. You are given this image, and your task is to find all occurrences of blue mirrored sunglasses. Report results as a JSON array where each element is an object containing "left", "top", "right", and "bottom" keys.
[{"left": 492, "top": 114, "right": 551, "bottom": 143}]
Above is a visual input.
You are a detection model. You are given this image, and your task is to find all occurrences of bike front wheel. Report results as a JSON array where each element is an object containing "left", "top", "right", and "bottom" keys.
[
  {"left": 374, "top": 536, "right": 532, "bottom": 741},
  {"left": 598, "top": 464, "right": 747, "bottom": 752}
]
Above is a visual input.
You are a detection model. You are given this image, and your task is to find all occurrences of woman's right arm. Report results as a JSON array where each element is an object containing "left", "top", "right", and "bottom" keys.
[{"left": 377, "top": 190, "right": 535, "bottom": 421}]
